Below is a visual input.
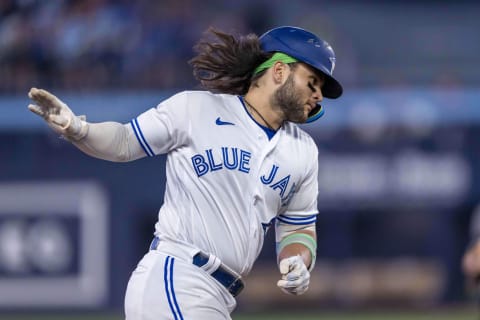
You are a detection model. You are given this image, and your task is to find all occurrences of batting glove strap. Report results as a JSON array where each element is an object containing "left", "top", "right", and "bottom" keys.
[{"left": 61, "top": 116, "right": 89, "bottom": 141}]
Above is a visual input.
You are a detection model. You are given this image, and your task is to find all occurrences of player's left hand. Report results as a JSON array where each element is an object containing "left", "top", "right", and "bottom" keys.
[
  {"left": 28, "top": 87, "right": 88, "bottom": 141},
  {"left": 277, "top": 255, "right": 310, "bottom": 295}
]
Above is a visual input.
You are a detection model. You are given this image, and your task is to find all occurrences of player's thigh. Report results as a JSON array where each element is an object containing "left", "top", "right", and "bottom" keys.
[
  {"left": 124, "top": 251, "right": 159, "bottom": 319},
  {"left": 176, "top": 278, "right": 233, "bottom": 320},
  {"left": 125, "top": 251, "right": 233, "bottom": 320}
]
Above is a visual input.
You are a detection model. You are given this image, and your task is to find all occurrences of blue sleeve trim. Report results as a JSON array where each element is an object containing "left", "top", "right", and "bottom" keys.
[
  {"left": 130, "top": 118, "right": 155, "bottom": 157},
  {"left": 276, "top": 214, "right": 317, "bottom": 225}
]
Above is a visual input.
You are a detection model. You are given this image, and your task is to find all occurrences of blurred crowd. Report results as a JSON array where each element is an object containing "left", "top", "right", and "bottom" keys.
[
  {"left": 1, "top": 0, "right": 479, "bottom": 94},
  {"left": 0, "top": 0, "right": 273, "bottom": 93}
]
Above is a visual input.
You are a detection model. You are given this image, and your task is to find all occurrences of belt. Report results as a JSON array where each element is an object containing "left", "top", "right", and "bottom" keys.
[{"left": 150, "top": 237, "right": 244, "bottom": 297}]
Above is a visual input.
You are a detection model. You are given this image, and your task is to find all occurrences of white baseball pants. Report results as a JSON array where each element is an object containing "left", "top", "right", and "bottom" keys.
[{"left": 124, "top": 250, "right": 236, "bottom": 320}]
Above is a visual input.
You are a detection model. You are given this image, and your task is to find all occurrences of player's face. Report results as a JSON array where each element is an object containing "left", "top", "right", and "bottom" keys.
[{"left": 272, "top": 63, "right": 324, "bottom": 123}]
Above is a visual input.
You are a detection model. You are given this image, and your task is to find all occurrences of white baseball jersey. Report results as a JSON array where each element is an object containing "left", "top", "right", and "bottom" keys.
[{"left": 131, "top": 90, "right": 319, "bottom": 276}]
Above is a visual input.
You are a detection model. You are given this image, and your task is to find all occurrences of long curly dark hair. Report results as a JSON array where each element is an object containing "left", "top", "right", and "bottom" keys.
[{"left": 189, "top": 27, "right": 271, "bottom": 95}]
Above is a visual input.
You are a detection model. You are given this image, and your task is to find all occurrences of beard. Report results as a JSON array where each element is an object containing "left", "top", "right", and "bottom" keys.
[{"left": 270, "top": 74, "right": 308, "bottom": 123}]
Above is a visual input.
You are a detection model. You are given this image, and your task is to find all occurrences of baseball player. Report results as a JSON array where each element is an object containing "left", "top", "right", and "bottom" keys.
[{"left": 27, "top": 26, "right": 343, "bottom": 319}]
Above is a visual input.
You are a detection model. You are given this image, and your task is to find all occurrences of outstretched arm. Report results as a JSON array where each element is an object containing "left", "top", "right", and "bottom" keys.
[{"left": 28, "top": 88, "right": 145, "bottom": 162}]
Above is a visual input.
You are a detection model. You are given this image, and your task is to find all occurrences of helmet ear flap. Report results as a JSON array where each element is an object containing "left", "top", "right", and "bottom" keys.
[{"left": 306, "top": 104, "right": 324, "bottom": 123}]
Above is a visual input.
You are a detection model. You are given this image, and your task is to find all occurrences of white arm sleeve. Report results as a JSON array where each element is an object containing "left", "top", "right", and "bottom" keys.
[
  {"left": 71, "top": 92, "right": 192, "bottom": 162},
  {"left": 71, "top": 121, "right": 146, "bottom": 162}
]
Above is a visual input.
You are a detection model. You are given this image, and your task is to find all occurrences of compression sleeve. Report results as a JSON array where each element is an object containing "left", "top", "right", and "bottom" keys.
[{"left": 71, "top": 121, "right": 146, "bottom": 162}]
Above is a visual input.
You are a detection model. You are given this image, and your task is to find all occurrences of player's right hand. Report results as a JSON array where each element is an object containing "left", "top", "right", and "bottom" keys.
[
  {"left": 28, "top": 87, "right": 88, "bottom": 141},
  {"left": 277, "top": 255, "right": 310, "bottom": 295}
]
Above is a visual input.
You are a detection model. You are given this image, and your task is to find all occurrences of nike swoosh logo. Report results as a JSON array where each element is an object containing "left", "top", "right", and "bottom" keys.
[{"left": 215, "top": 117, "right": 235, "bottom": 126}]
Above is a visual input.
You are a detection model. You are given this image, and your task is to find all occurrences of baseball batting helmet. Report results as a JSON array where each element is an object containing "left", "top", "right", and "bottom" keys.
[{"left": 259, "top": 26, "right": 343, "bottom": 122}]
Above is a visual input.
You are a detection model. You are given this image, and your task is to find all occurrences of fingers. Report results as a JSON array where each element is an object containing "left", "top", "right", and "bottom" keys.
[
  {"left": 28, "top": 104, "right": 45, "bottom": 117},
  {"left": 28, "top": 87, "right": 67, "bottom": 127},
  {"left": 277, "top": 276, "right": 307, "bottom": 288},
  {"left": 28, "top": 87, "right": 70, "bottom": 123},
  {"left": 27, "top": 87, "right": 85, "bottom": 139},
  {"left": 277, "top": 278, "right": 309, "bottom": 295},
  {"left": 277, "top": 255, "right": 310, "bottom": 295},
  {"left": 28, "top": 87, "right": 37, "bottom": 99},
  {"left": 28, "top": 87, "right": 62, "bottom": 111},
  {"left": 284, "top": 268, "right": 305, "bottom": 281},
  {"left": 27, "top": 107, "right": 70, "bottom": 130},
  {"left": 279, "top": 257, "right": 293, "bottom": 275},
  {"left": 29, "top": 87, "right": 49, "bottom": 105},
  {"left": 279, "top": 255, "right": 303, "bottom": 274},
  {"left": 277, "top": 268, "right": 309, "bottom": 286}
]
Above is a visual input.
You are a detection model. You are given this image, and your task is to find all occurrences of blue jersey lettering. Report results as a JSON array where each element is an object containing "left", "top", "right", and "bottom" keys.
[
  {"left": 222, "top": 147, "right": 239, "bottom": 170},
  {"left": 239, "top": 150, "right": 251, "bottom": 173},
  {"left": 206, "top": 149, "right": 222, "bottom": 171},
  {"left": 261, "top": 164, "right": 279, "bottom": 184},
  {"left": 191, "top": 155, "right": 209, "bottom": 177},
  {"left": 191, "top": 147, "right": 251, "bottom": 177},
  {"left": 271, "top": 175, "right": 290, "bottom": 197}
]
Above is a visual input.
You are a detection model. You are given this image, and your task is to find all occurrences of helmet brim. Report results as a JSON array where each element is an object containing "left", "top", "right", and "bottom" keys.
[{"left": 322, "top": 74, "right": 343, "bottom": 99}]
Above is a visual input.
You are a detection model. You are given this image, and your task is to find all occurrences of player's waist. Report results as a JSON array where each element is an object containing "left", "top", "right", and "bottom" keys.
[{"left": 149, "top": 237, "right": 244, "bottom": 297}]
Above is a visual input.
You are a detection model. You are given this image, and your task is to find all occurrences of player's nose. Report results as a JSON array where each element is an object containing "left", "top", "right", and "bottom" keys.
[{"left": 313, "top": 87, "right": 323, "bottom": 102}]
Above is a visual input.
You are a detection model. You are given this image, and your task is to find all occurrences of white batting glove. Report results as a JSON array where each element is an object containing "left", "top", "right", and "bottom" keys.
[
  {"left": 28, "top": 88, "right": 88, "bottom": 141},
  {"left": 277, "top": 255, "right": 310, "bottom": 295}
]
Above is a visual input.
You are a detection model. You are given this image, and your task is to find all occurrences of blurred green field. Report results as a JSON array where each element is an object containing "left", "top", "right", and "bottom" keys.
[{"left": 0, "top": 308, "right": 478, "bottom": 320}]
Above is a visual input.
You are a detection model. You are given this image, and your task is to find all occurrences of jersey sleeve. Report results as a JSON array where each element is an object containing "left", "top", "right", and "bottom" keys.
[
  {"left": 277, "top": 140, "right": 319, "bottom": 226},
  {"left": 129, "top": 91, "right": 190, "bottom": 156}
]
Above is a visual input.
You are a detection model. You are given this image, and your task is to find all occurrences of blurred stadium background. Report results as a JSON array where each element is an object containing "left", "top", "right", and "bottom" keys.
[{"left": 1, "top": 0, "right": 480, "bottom": 319}]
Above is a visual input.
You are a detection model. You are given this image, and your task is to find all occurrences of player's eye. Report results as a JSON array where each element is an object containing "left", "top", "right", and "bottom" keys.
[{"left": 308, "top": 82, "right": 317, "bottom": 93}]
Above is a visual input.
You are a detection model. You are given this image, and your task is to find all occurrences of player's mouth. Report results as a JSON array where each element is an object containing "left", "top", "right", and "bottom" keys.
[{"left": 305, "top": 102, "right": 314, "bottom": 113}]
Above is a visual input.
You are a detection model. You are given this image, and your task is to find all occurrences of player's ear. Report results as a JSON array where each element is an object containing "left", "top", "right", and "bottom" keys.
[{"left": 272, "top": 61, "right": 287, "bottom": 84}]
